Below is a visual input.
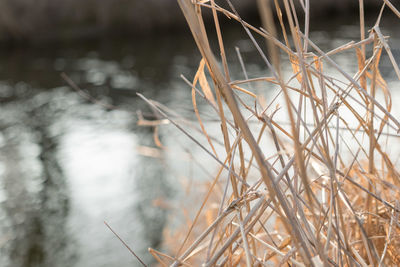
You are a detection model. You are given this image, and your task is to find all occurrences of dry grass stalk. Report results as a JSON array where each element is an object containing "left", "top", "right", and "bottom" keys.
[{"left": 140, "top": 0, "right": 400, "bottom": 266}]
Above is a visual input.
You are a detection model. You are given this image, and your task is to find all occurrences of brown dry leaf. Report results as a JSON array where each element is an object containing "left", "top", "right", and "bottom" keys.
[
  {"left": 355, "top": 47, "right": 367, "bottom": 91},
  {"left": 192, "top": 58, "right": 219, "bottom": 158},
  {"left": 198, "top": 58, "right": 217, "bottom": 108},
  {"left": 289, "top": 55, "right": 302, "bottom": 83},
  {"left": 374, "top": 47, "right": 388, "bottom": 93},
  {"left": 313, "top": 56, "right": 323, "bottom": 72},
  {"left": 366, "top": 47, "right": 392, "bottom": 135},
  {"left": 366, "top": 70, "right": 389, "bottom": 96}
]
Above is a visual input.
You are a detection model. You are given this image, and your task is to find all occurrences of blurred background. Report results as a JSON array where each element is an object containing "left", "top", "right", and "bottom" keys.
[{"left": 0, "top": 0, "right": 399, "bottom": 266}]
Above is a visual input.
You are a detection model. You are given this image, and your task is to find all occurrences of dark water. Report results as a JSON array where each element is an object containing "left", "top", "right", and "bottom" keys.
[{"left": 0, "top": 17, "right": 399, "bottom": 267}]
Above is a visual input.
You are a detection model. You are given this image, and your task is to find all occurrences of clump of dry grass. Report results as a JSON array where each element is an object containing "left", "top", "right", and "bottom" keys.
[{"left": 141, "top": 0, "right": 400, "bottom": 266}]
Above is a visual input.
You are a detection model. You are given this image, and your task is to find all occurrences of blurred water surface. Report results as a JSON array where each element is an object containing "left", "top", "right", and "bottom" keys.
[{"left": 0, "top": 16, "right": 399, "bottom": 267}]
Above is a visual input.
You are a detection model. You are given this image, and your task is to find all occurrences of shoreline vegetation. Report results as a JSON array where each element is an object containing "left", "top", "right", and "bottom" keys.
[
  {"left": 138, "top": 0, "right": 400, "bottom": 266},
  {"left": 0, "top": 0, "right": 384, "bottom": 43}
]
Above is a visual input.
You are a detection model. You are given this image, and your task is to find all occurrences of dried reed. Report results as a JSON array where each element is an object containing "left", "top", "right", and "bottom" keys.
[{"left": 141, "top": 0, "right": 400, "bottom": 266}]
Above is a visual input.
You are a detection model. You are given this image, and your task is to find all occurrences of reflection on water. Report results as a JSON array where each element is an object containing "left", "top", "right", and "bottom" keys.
[
  {"left": 0, "top": 17, "right": 399, "bottom": 266},
  {"left": 59, "top": 107, "right": 137, "bottom": 266},
  {"left": 0, "top": 86, "right": 175, "bottom": 266},
  {"left": 0, "top": 90, "right": 73, "bottom": 267},
  {"left": 0, "top": 32, "right": 199, "bottom": 266}
]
